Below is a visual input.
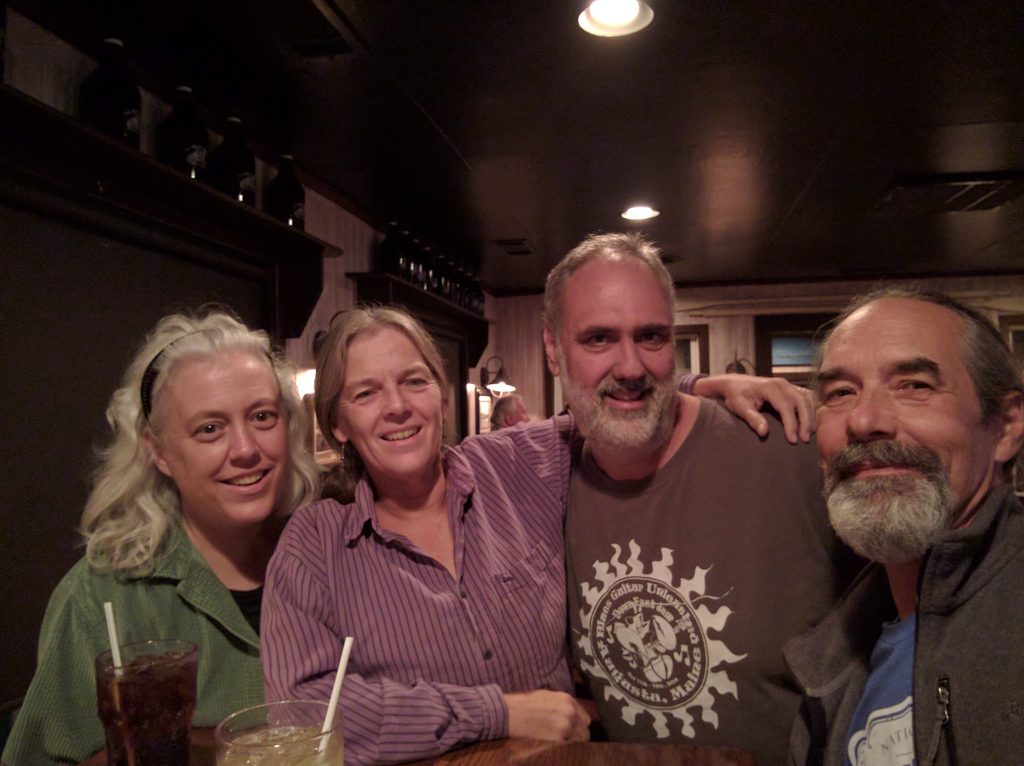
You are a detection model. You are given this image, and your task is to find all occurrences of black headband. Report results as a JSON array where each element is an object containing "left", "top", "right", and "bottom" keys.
[
  {"left": 139, "top": 331, "right": 204, "bottom": 421},
  {"left": 140, "top": 332, "right": 276, "bottom": 421}
]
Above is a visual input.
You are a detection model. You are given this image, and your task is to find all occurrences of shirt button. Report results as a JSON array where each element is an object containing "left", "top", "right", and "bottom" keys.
[
  {"left": 460, "top": 589, "right": 468, "bottom": 599},
  {"left": 483, "top": 649, "right": 493, "bottom": 661}
]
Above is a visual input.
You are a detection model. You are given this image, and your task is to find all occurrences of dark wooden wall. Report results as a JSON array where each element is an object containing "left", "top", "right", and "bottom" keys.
[{"left": 0, "top": 85, "right": 322, "bottom": 705}]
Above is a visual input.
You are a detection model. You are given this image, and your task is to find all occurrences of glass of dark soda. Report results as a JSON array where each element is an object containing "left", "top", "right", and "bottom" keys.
[{"left": 95, "top": 639, "right": 198, "bottom": 766}]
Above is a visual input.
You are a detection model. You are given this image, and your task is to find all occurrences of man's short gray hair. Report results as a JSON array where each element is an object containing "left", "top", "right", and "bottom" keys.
[{"left": 543, "top": 232, "right": 675, "bottom": 332}]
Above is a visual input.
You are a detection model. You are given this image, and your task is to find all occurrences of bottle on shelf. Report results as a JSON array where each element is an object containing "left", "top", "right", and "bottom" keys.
[
  {"left": 407, "top": 233, "right": 426, "bottom": 289},
  {"left": 423, "top": 245, "right": 439, "bottom": 294},
  {"left": 78, "top": 37, "right": 141, "bottom": 149},
  {"left": 397, "top": 227, "right": 415, "bottom": 283},
  {"left": 207, "top": 114, "right": 256, "bottom": 205},
  {"left": 450, "top": 260, "right": 467, "bottom": 309},
  {"left": 470, "top": 272, "right": 486, "bottom": 315},
  {"left": 155, "top": 85, "right": 209, "bottom": 181},
  {"left": 433, "top": 250, "right": 451, "bottom": 301},
  {"left": 378, "top": 220, "right": 413, "bottom": 276},
  {"left": 264, "top": 154, "right": 306, "bottom": 230}
]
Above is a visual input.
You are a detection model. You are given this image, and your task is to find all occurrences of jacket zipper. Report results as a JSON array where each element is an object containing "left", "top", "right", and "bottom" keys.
[{"left": 923, "top": 675, "right": 957, "bottom": 765}]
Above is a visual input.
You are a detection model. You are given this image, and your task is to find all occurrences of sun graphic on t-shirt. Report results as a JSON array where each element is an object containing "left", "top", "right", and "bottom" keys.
[{"left": 576, "top": 540, "right": 746, "bottom": 738}]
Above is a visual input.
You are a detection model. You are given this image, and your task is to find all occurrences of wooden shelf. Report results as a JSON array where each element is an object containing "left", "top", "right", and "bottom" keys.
[
  {"left": 0, "top": 83, "right": 323, "bottom": 339},
  {"left": 346, "top": 272, "right": 490, "bottom": 367}
]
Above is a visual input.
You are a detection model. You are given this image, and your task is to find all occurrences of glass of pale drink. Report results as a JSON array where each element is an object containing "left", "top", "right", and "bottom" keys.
[{"left": 215, "top": 700, "right": 343, "bottom": 765}]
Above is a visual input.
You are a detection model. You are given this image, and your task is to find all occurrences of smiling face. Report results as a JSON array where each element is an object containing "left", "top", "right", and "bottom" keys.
[
  {"left": 544, "top": 257, "right": 678, "bottom": 455},
  {"left": 146, "top": 351, "right": 287, "bottom": 536},
  {"left": 332, "top": 326, "right": 444, "bottom": 492},
  {"left": 816, "top": 297, "right": 1020, "bottom": 560}
]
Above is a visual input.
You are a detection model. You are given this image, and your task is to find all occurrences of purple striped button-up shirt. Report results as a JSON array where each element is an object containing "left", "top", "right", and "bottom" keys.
[{"left": 262, "top": 415, "right": 575, "bottom": 765}]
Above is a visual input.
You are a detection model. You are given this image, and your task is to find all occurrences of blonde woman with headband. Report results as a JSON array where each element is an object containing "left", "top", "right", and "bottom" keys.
[{"left": 3, "top": 310, "right": 320, "bottom": 766}]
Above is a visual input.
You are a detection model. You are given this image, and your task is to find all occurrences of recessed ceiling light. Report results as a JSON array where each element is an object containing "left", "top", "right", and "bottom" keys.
[
  {"left": 622, "top": 205, "right": 660, "bottom": 220},
  {"left": 578, "top": 0, "right": 654, "bottom": 37}
]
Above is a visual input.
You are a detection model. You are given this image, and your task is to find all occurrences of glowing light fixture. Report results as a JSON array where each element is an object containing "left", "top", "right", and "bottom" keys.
[
  {"left": 578, "top": 0, "right": 654, "bottom": 37},
  {"left": 622, "top": 205, "right": 660, "bottom": 220},
  {"left": 480, "top": 355, "right": 516, "bottom": 396},
  {"left": 295, "top": 368, "right": 317, "bottom": 397}
]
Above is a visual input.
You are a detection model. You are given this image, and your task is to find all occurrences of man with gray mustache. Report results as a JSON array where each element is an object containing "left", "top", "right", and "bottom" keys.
[
  {"left": 786, "top": 288, "right": 1024, "bottom": 765},
  {"left": 544, "top": 233, "right": 859, "bottom": 765}
]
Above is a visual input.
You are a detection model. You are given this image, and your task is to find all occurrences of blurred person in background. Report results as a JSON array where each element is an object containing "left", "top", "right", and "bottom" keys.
[
  {"left": 2, "top": 310, "right": 320, "bottom": 765},
  {"left": 490, "top": 393, "right": 529, "bottom": 430}
]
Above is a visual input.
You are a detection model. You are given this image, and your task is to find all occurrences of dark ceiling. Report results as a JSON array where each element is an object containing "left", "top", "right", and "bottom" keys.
[{"left": 12, "top": 0, "right": 1024, "bottom": 294}]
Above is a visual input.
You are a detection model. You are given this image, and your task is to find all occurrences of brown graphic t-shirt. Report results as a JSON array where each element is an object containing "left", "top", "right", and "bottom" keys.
[{"left": 567, "top": 398, "right": 855, "bottom": 765}]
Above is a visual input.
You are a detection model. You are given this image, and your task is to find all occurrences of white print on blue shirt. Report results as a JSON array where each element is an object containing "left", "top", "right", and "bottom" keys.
[
  {"left": 847, "top": 695, "right": 914, "bottom": 766},
  {"left": 844, "top": 614, "right": 916, "bottom": 766}
]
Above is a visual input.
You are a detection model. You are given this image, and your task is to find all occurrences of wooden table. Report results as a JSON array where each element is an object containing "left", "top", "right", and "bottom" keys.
[
  {"left": 82, "top": 731, "right": 755, "bottom": 765},
  {"left": 408, "top": 739, "right": 755, "bottom": 765},
  {"left": 81, "top": 728, "right": 216, "bottom": 766}
]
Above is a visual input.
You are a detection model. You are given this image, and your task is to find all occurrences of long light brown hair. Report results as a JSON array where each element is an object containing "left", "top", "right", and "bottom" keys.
[{"left": 314, "top": 306, "right": 449, "bottom": 500}]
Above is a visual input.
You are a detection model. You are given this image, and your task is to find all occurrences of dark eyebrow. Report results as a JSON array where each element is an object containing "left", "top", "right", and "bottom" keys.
[
  {"left": 343, "top": 376, "right": 377, "bottom": 392},
  {"left": 891, "top": 357, "right": 941, "bottom": 378},
  {"left": 189, "top": 395, "right": 280, "bottom": 422},
  {"left": 814, "top": 368, "right": 843, "bottom": 388},
  {"left": 344, "top": 362, "right": 431, "bottom": 392},
  {"left": 575, "top": 325, "right": 617, "bottom": 338},
  {"left": 575, "top": 323, "right": 671, "bottom": 338},
  {"left": 636, "top": 323, "right": 672, "bottom": 335},
  {"left": 815, "top": 357, "right": 942, "bottom": 391}
]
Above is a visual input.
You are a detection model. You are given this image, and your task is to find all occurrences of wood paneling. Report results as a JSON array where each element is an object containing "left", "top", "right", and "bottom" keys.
[{"left": 486, "top": 295, "right": 547, "bottom": 419}]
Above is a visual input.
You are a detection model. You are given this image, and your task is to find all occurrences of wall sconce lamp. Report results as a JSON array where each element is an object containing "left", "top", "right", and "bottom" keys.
[
  {"left": 725, "top": 353, "right": 754, "bottom": 375},
  {"left": 578, "top": 0, "right": 654, "bottom": 37},
  {"left": 480, "top": 355, "right": 516, "bottom": 396}
]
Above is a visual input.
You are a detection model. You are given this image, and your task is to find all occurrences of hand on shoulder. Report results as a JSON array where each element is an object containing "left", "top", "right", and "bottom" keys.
[{"left": 693, "top": 373, "right": 815, "bottom": 444}]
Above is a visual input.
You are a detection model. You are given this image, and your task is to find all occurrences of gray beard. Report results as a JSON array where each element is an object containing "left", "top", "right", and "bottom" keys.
[
  {"left": 557, "top": 348, "right": 677, "bottom": 454},
  {"left": 824, "top": 441, "right": 955, "bottom": 565}
]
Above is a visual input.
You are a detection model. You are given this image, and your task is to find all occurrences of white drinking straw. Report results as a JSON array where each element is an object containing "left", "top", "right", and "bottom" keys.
[
  {"left": 102, "top": 601, "right": 138, "bottom": 766},
  {"left": 103, "top": 601, "right": 124, "bottom": 673},
  {"left": 319, "top": 636, "right": 354, "bottom": 750}
]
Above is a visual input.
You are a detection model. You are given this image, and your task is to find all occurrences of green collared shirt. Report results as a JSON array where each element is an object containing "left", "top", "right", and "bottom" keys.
[{"left": 2, "top": 528, "right": 263, "bottom": 765}]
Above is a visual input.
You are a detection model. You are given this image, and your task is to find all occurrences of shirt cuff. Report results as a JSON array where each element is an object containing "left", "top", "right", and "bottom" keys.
[
  {"left": 475, "top": 683, "right": 508, "bottom": 740},
  {"left": 678, "top": 372, "right": 707, "bottom": 395}
]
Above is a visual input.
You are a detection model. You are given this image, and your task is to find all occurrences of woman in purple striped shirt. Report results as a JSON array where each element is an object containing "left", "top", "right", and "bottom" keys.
[
  {"left": 261, "top": 306, "right": 814, "bottom": 764},
  {"left": 262, "top": 307, "right": 590, "bottom": 764}
]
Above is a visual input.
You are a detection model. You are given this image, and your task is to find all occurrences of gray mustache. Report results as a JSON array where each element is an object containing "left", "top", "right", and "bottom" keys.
[
  {"left": 598, "top": 375, "right": 654, "bottom": 398},
  {"left": 826, "top": 441, "right": 944, "bottom": 489}
]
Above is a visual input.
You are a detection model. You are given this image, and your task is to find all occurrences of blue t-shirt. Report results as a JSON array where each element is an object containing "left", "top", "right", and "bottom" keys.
[{"left": 844, "top": 614, "right": 917, "bottom": 766}]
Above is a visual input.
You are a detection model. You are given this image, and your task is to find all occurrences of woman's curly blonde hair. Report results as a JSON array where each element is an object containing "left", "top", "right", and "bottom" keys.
[{"left": 81, "top": 309, "right": 321, "bottom": 573}]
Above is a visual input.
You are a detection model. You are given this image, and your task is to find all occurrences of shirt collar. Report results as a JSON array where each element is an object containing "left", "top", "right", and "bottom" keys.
[
  {"left": 120, "top": 523, "right": 192, "bottom": 582},
  {"left": 443, "top": 445, "right": 477, "bottom": 506},
  {"left": 341, "top": 480, "right": 378, "bottom": 545},
  {"left": 342, "top": 449, "right": 479, "bottom": 546}
]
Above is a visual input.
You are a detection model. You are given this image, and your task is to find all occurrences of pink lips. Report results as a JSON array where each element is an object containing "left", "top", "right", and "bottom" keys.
[
  {"left": 222, "top": 468, "right": 271, "bottom": 490},
  {"left": 849, "top": 462, "right": 917, "bottom": 480},
  {"left": 606, "top": 397, "right": 646, "bottom": 411},
  {"left": 603, "top": 389, "right": 648, "bottom": 410},
  {"left": 381, "top": 426, "right": 421, "bottom": 442}
]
